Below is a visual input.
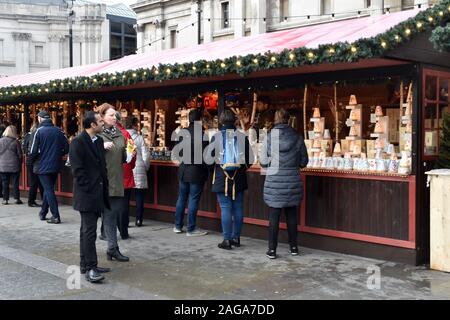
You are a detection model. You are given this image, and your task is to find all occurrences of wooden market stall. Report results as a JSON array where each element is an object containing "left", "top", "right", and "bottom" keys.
[{"left": 1, "top": 3, "right": 450, "bottom": 265}]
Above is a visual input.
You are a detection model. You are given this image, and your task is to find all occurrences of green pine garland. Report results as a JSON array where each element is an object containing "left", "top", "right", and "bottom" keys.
[
  {"left": 436, "top": 111, "right": 450, "bottom": 168},
  {"left": 0, "top": 0, "right": 450, "bottom": 103},
  {"left": 430, "top": 23, "right": 450, "bottom": 51}
]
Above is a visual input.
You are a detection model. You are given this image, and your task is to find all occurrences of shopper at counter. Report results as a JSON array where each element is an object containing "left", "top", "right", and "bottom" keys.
[
  {"left": 260, "top": 109, "right": 309, "bottom": 259},
  {"left": 173, "top": 109, "right": 209, "bottom": 236},
  {"left": 209, "top": 110, "right": 252, "bottom": 250}
]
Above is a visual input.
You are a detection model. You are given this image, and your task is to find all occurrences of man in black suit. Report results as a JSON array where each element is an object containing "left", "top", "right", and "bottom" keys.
[{"left": 69, "top": 111, "right": 111, "bottom": 283}]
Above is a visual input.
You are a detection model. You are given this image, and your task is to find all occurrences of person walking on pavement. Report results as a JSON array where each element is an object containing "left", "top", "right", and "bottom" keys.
[
  {"left": 69, "top": 111, "right": 111, "bottom": 283},
  {"left": 97, "top": 103, "right": 130, "bottom": 262},
  {"left": 173, "top": 109, "right": 209, "bottom": 236},
  {"left": 0, "top": 126, "right": 23, "bottom": 205},
  {"left": 126, "top": 116, "right": 150, "bottom": 227},
  {"left": 115, "top": 112, "right": 136, "bottom": 240},
  {"left": 208, "top": 110, "right": 252, "bottom": 249},
  {"left": 260, "top": 109, "right": 309, "bottom": 259},
  {"left": 22, "top": 124, "right": 44, "bottom": 207},
  {"left": 29, "top": 111, "right": 69, "bottom": 224}
]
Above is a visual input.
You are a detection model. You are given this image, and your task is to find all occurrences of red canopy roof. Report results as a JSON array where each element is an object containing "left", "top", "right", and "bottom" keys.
[{"left": 0, "top": 8, "right": 423, "bottom": 89}]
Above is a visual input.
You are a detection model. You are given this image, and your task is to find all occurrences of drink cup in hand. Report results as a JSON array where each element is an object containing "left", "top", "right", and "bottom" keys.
[{"left": 104, "top": 142, "right": 114, "bottom": 150}]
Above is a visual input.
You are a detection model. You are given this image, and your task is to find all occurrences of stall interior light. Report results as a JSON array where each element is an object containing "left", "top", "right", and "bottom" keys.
[
  {"left": 416, "top": 21, "right": 423, "bottom": 28},
  {"left": 328, "top": 47, "right": 335, "bottom": 54},
  {"left": 220, "top": 62, "right": 226, "bottom": 68},
  {"left": 405, "top": 28, "right": 411, "bottom": 35},
  {"left": 253, "top": 58, "right": 258, "bottom": 64},
  {"left": 289, "top": 53, "right": 295, "bottom": 60},
  {"left": 381, "top": 41, "right": 387, "bottom": 48},
  {"left": 236, "top": 60, "right": 242, "bottom": 67},
  {"left": 270, "top": 56, "right": 277, "bottom": 62},
  {"left": 351, "top": 46, "right": 357, "bottom": 53},
  {"left": 439, "top": 11, "right": 444, "bottom": 16},
  {"left": 154, "top": 70, "right": 159, "bottom": 75},
  {"left": 428, "top": 16, "right": 434, "bottom": 22},
  {"left": 192, "top": 66, "right": 197, "bottom": 71},
  {"left": 308, "top": 52, "right": 314, "bottom": 58}
]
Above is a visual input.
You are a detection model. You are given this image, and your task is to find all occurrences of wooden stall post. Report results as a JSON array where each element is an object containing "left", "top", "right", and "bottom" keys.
[
  {"left": 63, "top": 101, "right": 69, "bottom": 136},
  {"left": 152, "top": 100, "right": 159, "bottom": 146},
  {"left": 303, "top": 84, "right": 308, "bottom": 139},
  {"left": 250, "top": 92, "right": 258, "bottom": 126},
  {"left": 334, "top": 82, "right": 338, "bottom": 141}
]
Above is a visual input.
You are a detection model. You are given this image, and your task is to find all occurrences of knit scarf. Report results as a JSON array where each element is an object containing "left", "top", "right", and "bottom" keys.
[{"left": 102, "top": 125, "right": 117, "bottom": 136}]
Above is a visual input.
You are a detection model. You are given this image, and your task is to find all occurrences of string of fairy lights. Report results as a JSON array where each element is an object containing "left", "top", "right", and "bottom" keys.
[{"left": 0, "top": 0, "right": 449, "bottom": 103}]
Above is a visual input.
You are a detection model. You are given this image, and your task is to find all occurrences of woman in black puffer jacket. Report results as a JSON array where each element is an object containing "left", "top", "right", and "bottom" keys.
[{"left": 260, "top": 109, "right": 308, "bottom": 259}]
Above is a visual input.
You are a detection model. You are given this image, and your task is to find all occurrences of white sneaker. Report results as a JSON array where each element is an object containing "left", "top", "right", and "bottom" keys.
[
  {"left": 186, "top": 229, "right": 208, "bottom": 237},
  {"left": 173, "top": 227, "right": 183, "bottom": 234}
]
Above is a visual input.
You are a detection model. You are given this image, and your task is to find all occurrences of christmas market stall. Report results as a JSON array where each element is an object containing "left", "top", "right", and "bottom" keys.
[{"left": 1, "top": 2, "right": 450, "bottom": 264}]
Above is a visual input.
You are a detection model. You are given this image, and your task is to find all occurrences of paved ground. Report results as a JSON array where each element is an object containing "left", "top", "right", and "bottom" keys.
[{"left": 0, "top": 201, "right": 450, "bottom": 300}]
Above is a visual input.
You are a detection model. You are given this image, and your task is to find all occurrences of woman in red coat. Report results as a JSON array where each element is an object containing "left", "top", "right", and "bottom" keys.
[{"left": 116, "top": 112, "right": 136, "bottom": 240}]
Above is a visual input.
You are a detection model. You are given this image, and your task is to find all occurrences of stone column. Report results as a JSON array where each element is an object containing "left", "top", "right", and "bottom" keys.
[
  {"left": 203, "top": 0, "right": 213, "bottom": 43},
  {"left": 370, "top": 0, "right": 385, "bottom": 16},
  {"left": 12, "top": 32, "right": 31, "bottom": 75},
  {"left": 48, "top": 34, "right": 64, "bottom": 70},
  {"left": 234, "top": 0, "right": 245, "bottom": 39},
  {"left": 251, "top": 0, "right": 266, "bottom": 35}
]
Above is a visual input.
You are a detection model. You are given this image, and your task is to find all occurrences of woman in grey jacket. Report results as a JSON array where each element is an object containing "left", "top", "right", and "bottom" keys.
[
  {"left": 126, "top": 116, "right": 150, "bottom": 227},
  {"left": 0, "top": 126, "right": 23, "bottom": 205},
  {"left": 260, "top": 109, "right": 309, "bottom": 259}
]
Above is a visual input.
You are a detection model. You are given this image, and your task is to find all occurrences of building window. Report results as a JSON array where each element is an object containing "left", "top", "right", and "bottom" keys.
[
  {"left": 321, "top": 0, "right": 332, "bottom": 15},
  {"left": 222, "top": 1, "right": 230, "bottom": 29},
  {"left": 423, "top": 71, "right": 450, "bottom": 157},
  {"left": 170, "top": 30, "right": 177, "bottom": 49},
  {"left": 35, "top": 45, "right": 43, "bottom": 64},
  {"left": 401, "top": 0, "right": 415, "bottom": 9},
  {"left": 0, "top": 40, "right": 3, "bottom": 61},
  {"left": 280, "top": 0, "right": 289, "bottom": 22},
  {"left": 110, "top": 19, "right": 137, "bottom": 60}
]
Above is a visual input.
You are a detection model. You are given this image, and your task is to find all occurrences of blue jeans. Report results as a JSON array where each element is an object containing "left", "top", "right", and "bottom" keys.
[
  {"left": 175, "top": 181, "right": 204, "bottom": 232},
  {"left": 217, "top": 192, "right": 244, "bottom": 241},
  {"left": 38, "top": 173, "right": 60, "bottom": 219}
]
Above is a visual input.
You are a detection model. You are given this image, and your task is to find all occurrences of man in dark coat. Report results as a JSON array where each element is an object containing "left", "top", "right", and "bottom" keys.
[
  {"left": 172, "top": 109, "right": 209, "bottom": 236},
  {"left": 29, "top": 111, "right": 69, "bottom": 223},
  {"left": 69, "top": 111, "right": 111, "bottom": 283}
]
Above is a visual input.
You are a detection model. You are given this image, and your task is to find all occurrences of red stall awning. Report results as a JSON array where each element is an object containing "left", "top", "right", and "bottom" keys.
[{"left": 0, "top": 7, "right": 427, "bottom": 89}]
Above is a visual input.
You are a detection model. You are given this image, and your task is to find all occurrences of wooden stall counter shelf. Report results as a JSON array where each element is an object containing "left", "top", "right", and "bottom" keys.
[{"left": 301, "top": 167, "right": 412, "bottom": 181}]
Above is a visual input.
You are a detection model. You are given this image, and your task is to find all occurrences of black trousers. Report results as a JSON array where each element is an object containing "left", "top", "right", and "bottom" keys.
[
  {"left": 117, "top": 189, "right": 131, "bottom": 238},
  {"left": 268, "top": 206, "right": 298, "bottom": 251},
  {"left": 80, "top": 211, "right": 99, "bottom": 271},
  {"left": 0, "top": 172, "right": 20, "bottom": 201},
  {"left": 27, "top": 165, "right": 43, "bottom": 204}
]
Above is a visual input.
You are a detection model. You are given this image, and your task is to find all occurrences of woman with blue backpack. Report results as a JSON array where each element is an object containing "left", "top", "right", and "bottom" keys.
[{"left": 209, "top": 110, "right": 252, "bottom": 250}]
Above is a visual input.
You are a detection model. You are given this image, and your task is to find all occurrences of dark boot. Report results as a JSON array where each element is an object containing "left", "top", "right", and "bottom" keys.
[
  {"left": 106, "top": 247, "right": 129, "bottom": 262},
  {"left": 230, "top": 237, "right": 240, "bottom": 247},
  {"left": 218, "top": 240, "right": 232, "bottom": 250}
]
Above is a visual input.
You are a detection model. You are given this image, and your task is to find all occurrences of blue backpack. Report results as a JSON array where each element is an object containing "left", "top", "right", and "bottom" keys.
[
  {"left": 212, "top": 129, "right": 241, "bottom": 200},
  {"left": 220, "top": 129, "right": 241, "bottom": 172}
]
